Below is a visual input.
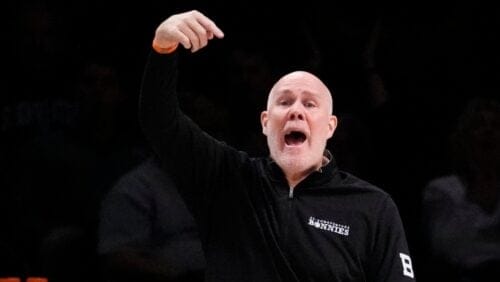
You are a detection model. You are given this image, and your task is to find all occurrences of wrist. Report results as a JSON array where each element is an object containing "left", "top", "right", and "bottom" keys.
[{"left": 152, "top": 39, "right": 178, "bottom": 54}]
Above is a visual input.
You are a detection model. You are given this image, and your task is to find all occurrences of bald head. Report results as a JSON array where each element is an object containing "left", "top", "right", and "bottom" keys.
[
  {"left": 267, "top": 71, "right": 333, "bottom": 114},
  {"left": 261, "top": 70, "right": 338, "bottom": 186}
]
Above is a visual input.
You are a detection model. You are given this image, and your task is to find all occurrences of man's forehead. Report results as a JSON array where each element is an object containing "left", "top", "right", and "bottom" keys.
[
  {"left": 278, "top": 71, "right": 321, "bottom": 84},
  {"left": 268, "top": 71, "right": 333, "bottom": 112},
  {"left": 271, "top": 80, "right": 330, "bottom": 100},
  {"left": 273, "top": 71, "right": 329, "bottom": 94}
]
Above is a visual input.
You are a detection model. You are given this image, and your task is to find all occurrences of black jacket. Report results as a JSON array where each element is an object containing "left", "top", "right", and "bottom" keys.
[{"left": 139, "top": 50, "right": 415, "bottom": 282}]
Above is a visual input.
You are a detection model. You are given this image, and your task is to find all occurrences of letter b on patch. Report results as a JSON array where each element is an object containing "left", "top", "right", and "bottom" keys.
[{"left": 399, "top": 253, "right": 414, "bottom": 278}]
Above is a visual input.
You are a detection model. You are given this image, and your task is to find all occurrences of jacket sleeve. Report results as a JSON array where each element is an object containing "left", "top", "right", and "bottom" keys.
[
  {"left": 369, "top": 195, "right": 416, "bottom": 282},
  {"left": 139, "top": 50, "right": 180, "bottom": 161},
  {"left": 138, "top": 50, "right": 246, "bottom": 223}
]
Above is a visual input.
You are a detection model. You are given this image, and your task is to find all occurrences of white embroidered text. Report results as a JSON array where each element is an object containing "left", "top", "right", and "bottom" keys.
[{"left": 308, "top": 216, "right": 350, "bottom": 236}]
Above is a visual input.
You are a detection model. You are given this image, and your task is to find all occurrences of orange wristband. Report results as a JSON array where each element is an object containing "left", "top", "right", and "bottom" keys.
[
  {"left": 152, "top": 40, "right": 178, "bottom": 54},
  {"left": 26, "top": 278, "right": 48, "bottom": 282}
]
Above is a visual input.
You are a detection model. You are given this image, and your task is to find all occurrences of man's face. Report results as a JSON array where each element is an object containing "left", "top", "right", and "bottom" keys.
[{"left": 261, "top": 71, "right": 337, "bottom": 176}]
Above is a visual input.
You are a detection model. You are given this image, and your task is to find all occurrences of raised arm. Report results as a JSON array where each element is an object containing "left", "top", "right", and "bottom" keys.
[
  {"left": 139, "top": 10, "right": 231, "bottom": 221},
  {"left": 139, "top": 9, "right": 225, "bottom": 164}
]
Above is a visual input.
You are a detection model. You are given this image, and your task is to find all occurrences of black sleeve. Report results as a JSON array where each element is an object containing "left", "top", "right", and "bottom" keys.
[
  {"left": 369, "top": 195, "right": 416, "bottom": 282},
  {"left": 138, "top": 50, "right": 181, "bottom": 161},
  {"left": 138, "top": 50, "right": 248, "bottom": 223}
]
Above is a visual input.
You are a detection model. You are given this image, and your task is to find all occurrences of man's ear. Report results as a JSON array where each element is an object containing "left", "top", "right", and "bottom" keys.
[
  {"left": 327, "top": 115, "right": 337, "bottom": 139},
  {"left": 261, "top": 111, "right": 269, "bottom": 136}
]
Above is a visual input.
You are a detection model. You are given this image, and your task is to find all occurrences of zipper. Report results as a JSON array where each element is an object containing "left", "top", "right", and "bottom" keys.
[{"left": 282, "top": 186, "right": 295, "bottom": 255}]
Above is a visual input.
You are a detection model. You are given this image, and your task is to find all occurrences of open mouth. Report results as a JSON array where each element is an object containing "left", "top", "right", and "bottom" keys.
[{"left": 285, "top": 131, "right": 306, "bottom": 146}]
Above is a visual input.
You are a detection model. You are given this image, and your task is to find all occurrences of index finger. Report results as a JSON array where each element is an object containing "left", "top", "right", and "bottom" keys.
[{"left": 194, "top": 12, "right": 224, "bottom": 39}]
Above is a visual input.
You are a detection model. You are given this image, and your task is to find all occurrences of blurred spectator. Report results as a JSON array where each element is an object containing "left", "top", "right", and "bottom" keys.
[
  {"left": 98, "top": 155, "right": 206, "bottom": 282},
  {"left": 421, "top": 97, "right": 500, "bottom": 282}
]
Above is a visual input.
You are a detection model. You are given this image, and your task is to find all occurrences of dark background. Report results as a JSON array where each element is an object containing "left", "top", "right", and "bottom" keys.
[{"left": 2, "top": 1, "right": 499, "bottom": 281}]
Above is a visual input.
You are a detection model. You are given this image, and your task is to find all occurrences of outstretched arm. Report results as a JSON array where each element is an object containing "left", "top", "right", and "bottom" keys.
[
  {"left": 140, "top": 9, "right": 226, "bottom": 162},
  {"left": 139, "top": 10, "right": 231, "bottom": 221},
  {"left": 152, "top": 10, "right": 224, "bottom": 54}
]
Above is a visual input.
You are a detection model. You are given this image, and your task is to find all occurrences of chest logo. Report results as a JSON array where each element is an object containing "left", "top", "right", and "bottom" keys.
[{"left": 308, "top": 216, "right": 350, "bottom": 236}]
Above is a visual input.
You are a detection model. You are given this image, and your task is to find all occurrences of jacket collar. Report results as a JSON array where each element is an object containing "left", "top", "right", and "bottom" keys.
[{"left": 266, "top": 149, "right": 340, "bottom": 188}]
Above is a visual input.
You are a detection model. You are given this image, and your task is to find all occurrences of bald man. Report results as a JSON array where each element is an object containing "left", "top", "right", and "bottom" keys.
[{"left": 139, "top": 10, "right": 415, "bottom": 282}]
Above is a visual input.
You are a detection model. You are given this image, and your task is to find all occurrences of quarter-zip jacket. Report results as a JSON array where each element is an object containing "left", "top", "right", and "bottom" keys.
[{"left": 139, "top": 50, "right": 415, "bottom": 282}]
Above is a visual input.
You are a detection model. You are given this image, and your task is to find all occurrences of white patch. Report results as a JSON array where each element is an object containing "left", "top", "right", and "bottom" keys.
[{"left": 399, "top": 252, "right": 414, "bottom": 278}]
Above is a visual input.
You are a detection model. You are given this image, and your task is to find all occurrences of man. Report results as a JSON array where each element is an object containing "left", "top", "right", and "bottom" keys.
[
  {"left": 421, "top": 97, "right": 500, "bottom": 282},
  {"left": 139, "top": 10, "right": 415, "bottom": 281},
  {"left": 98, "top": 155, "right": 206, "bottom": 282}
]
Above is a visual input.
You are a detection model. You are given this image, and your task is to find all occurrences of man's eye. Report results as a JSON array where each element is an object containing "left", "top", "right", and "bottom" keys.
[{"left": 305, "top": 102, "right": 316, "bottom": 107}]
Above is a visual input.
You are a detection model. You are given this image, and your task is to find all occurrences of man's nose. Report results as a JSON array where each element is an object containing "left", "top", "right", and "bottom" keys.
[{"left": 288, "top": 105, "right": 305, "bottom": 120}]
